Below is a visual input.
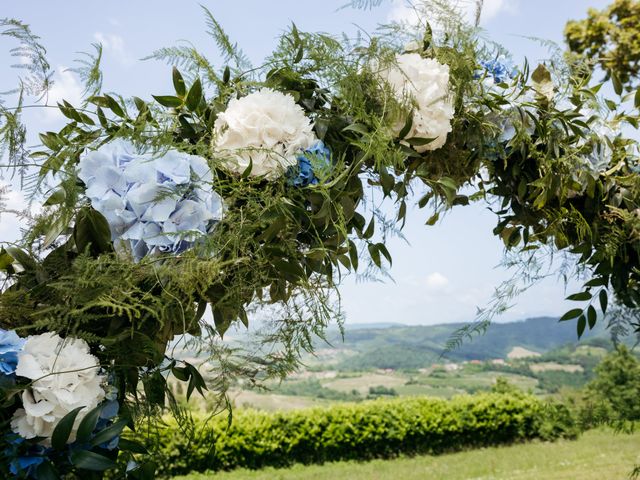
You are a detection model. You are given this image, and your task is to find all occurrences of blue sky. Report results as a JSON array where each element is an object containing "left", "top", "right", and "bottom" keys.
[{"left": 0, "top": 0, "right": 611, "bottom": 325}]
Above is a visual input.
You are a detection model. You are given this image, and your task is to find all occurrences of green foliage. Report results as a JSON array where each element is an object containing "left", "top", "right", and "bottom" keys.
[
  {"left": 565, "top": 0, "right": 640, "bottom": 86},
  {"left": 582, "top": 345, "right": 640, "bottom": 427},
  {"left": 367, "top": 385, "right": 398, "bottom": 397},
  {"left": 171, "top": 429, "right": 640, "bottom": 480},
  {"left": 147, "top": 392, "right": 577, "bottom": 477}
]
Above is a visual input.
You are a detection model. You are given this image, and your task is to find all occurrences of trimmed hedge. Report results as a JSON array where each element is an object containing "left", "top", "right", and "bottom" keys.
[{"left": 147, "top": 393, "right": 577, "bottom": 477}]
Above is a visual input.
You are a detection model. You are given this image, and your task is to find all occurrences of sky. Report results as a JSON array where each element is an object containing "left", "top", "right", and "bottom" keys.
[{"left": 0, "top": 0, "right": 612, "bottom": 326}]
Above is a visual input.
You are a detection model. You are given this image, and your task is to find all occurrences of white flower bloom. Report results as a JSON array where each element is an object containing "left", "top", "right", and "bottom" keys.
[
  {"left": 212, "top": 88, "right": 317, "bottom": 177},
  {"left": 379, "top": 53, "right": 454, "bottom": 152},
  {"left": 77, "top": 139, "right": 224, "bottom": 261},
  {"left": 11, "top": 333, "right": 105, "bottom": 444}
]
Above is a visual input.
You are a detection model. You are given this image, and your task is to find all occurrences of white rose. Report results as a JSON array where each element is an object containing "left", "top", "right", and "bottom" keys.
[
  {"left": 11, "top": 333, "right": 106, "bottom": 444},
  {"left": 212, "top": 88, "right": 317, "bottom": 177},
  {"left": 379, "top": 53, "right": 455, "bottom": 152}
]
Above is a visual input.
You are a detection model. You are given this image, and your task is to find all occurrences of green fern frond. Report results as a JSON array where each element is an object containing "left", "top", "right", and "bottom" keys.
[
  {"left": 200, "top": 5, "right": 252, "bottom": 71},
  {"left": 68, "top": 42, "right": 103, "bottom": 99}
]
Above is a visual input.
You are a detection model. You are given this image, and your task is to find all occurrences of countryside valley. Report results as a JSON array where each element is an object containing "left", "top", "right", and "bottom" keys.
[{"left": 174, "top": 316, "right": 627, "bottom": 411}]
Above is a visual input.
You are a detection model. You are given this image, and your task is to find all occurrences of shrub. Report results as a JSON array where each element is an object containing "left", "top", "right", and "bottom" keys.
[{"left": 144, "top": 392, "right": 578, "bottom": 477}]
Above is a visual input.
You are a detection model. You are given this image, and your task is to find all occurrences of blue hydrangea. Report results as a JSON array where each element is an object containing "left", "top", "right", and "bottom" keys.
[
  {"left": 4, "top": 434, "right": 47, "bottom": 478},
  {"left": 0, "top": 329, "right": 25, "bottom": 376},
  {"left": 478, "top": 55, "right": 517, "bottom": 84},
  {"left": 94, "top": 398, "right": 120, "bottom": 450},
  {"left": 77, "top": 139, "right": 224, "bottom": 262},
  {"left": 288, "top": 141, "right": 332, "bottom": 187}
]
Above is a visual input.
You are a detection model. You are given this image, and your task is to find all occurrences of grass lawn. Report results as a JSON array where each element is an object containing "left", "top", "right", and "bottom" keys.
[{"left": 173, "top": 429, "right": 640, "bottom": 480}]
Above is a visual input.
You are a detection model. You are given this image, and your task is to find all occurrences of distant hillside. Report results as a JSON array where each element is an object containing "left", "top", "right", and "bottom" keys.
[{"left": 319, "top": 317, "right": 614, "bottom": 370}]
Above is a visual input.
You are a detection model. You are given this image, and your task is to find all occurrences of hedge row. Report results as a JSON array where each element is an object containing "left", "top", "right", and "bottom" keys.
[{"left": 147, "top": 393, "right": 578, "bottom": 477}]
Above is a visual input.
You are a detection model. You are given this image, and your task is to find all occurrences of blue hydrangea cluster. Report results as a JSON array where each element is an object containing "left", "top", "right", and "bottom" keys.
[
  {"left": 288, "top": 141, "right": 332, "bottom": 187},
  {"left": 77, "top": 139, "right": 224, "bottom": 262},
  {"left": 478, "top": 55, "right": 517, "bottom": 84},
  {"left": 0, "top": 329, "right": 24, "bottom": 377},
  {"left": 5, "top": 435, "right": 47, "bottom": 478}
]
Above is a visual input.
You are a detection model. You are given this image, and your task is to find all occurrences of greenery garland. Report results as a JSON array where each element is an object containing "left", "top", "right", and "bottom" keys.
[{"left": 0, "top": 2, "right": 638, "bottom": 478}]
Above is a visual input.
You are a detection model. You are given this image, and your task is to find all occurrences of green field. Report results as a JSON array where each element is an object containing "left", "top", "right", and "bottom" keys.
[{"left": 173, "top": 429, "right": 639, "bottom": 480}]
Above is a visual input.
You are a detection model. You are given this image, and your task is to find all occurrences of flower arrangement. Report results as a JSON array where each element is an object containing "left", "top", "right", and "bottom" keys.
[{"left": 0, "top": 2, "right": 638, "bottom": 478}]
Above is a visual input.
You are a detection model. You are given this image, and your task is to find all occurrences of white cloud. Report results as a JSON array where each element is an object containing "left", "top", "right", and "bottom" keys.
[
  {"left": 425, "top": 271, "right": 449, "bottom": 289},
  {"left": 93, "top": 32, "right": 133, "bottom": 66},
  {"left": 481, "top": 0, "right": 518, "bottom": 22},
  {"left": 0, "top": 184, "right": 31, "bottom": 243},
  {"left": 387, "top": 0, "right": 518, "bottom": 27}
]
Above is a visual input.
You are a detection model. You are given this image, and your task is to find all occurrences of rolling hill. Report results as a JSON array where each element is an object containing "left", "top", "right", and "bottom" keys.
[{"left": 316, "top": 317, "right": 613, "bottom": 370}]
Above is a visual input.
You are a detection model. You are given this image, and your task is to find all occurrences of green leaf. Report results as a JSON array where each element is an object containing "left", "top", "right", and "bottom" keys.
[
  {"left": 342, "top": 123, "right": 369, "bottom": 135},
  {"left": 74, "top": 207, "right": 113, "bottom": 256},
  {"left": 405, "top": 136, "right": 435, "bottom": 147},
  {"left": 379, "top": 168, "right": 394, "bottom": 195},
  {"left": 186, "top": 78, "right": 203, "bottom": 111},
  {"left": 368, "top": 243, "right": 381, "bottom": 268},
  {"left": 635, "top": 88, "right": 640, "bottom": 108},
  {"left": 241, "top": 158, "right": 253, "bottom": 178},
  {"left": 223, "top": 65, "right": 231, "bottom": 84},
  {"left": 363, "top": 217, "right": 375, "bottom": 239},
  {"left": 425, "top": 211, "right": 440, "bottom": 226},
  {"left": 577, "top": 314, "right": 586, "bottom": 338},
  {"left": 43, "top": 216, "right": 67, "bottom": 248},
  {"left": 152, "top": 95, "right": 183, "bottom": 108},
  {"left": 43, "top": 188, "right": 66, "bottom": 206},
  {"left": 51, "top": 406, "right": 84, "bottom": 450},
  {"left": 69, "top": 450, "right": 116, "bottom": 471},
  {"left": 397, "top": 200, "right": 407, "bottom": 224},
  {"left": 0, "top": 249, "right": 13, "bottom": 270},
  {"left": 90, "top": 419, "right": 127, "bottom": 447},
  {"left": 377, "top": 243, "right": 392, "bottom": 266},
  {"left": 104, "top": 95, "right": 125, "bottom": 117},
  {"left": 559, "top": 308, "right": 583, "bottom": 322},
  {"left": 348, "top": 239, "right": 358, "bottom": 272},
  {"left": 96, "top": 107, "right": 108, "bottom": 128},
  {"left": 612, "top": 73, "right": 623, "bottom": 96},
  {"left": 566, "top": 291, "right": 592, "bottom": 301},
  {"left": 172, "top": 67, "right": 186, "bottom": 96},
  {"left": 437, "top": 177, "right": 457, "bottom": 205},
  {"left": 35, "top": 461, "right": 60, "bottom": 480},
  {"left": 587, "top": 305, "right": 597, "bottom": 329},
  {"left": 584, "top": 277, "right": 608, "bottom": 288},
  {"left": 133, "top": 96, "right": 146, "bottom": 111},
  {"left": 118, "top": 438, "right": 148, "bottom": 454},
  {"left": 172, "top": 365, "right": 190, "bottom": 382},
  {"left": 398, "top": 115, "right": 413, "bottom": 139},
  {"left": 76, "top": 404, "right": 103, "bottom": 443},
  {"left": 39, "top": 132, "right": 62, "bottom": 150},
  {"left": 599, "top": 289, "right": 608, "bottom": 315},
  {"left": 5, "top": 247, "right": 36, "bottom": 271}
]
